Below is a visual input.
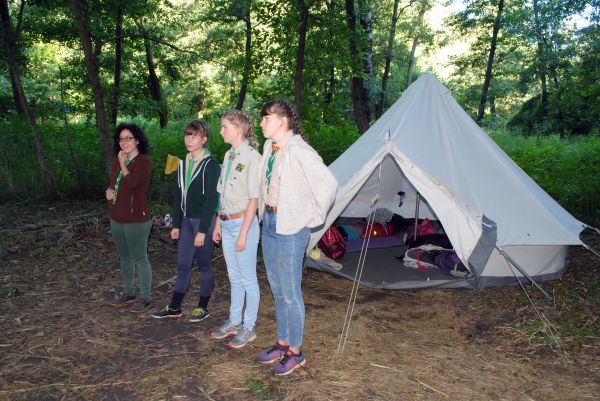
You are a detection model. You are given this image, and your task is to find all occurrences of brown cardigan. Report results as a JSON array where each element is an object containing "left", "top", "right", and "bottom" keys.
[{"left": 107, "top": 154, "right": 153, "bottom": 223}]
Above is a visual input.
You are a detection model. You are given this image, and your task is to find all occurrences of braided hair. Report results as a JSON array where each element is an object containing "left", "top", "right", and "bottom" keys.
[
  {"left": 260, "top": 99, "right": 307, "bottom": 142},
  {"left": 221, "top": 110, "right": 258, "bottom": 149}
]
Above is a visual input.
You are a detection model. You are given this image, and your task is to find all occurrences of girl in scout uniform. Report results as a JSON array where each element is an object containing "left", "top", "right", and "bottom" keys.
[
  {"left": 255, "top": 99, "right": 338, "bottom": 375},
  {"left": 210, "top": 110, "right": 262, "bottom": 349},
  {"left": 152, "top": 120, "right": 221, "bottom": 322}
]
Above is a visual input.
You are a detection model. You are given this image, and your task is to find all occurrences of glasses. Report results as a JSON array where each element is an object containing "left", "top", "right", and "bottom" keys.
[{"left": 119, "top": 136, "right": 136, "bottom": 142}]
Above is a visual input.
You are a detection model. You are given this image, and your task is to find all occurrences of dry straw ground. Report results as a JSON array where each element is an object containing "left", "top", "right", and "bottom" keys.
[{"left": 0, "top": 201, "right": 599, "bottom": 401}]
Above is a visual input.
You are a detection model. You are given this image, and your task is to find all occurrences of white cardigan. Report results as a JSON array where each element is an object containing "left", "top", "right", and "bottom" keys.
[{"left": 258, "top": 135, "right": 338, "bottom": 235}]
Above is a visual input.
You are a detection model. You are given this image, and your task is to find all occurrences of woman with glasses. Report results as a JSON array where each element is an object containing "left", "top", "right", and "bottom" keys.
[
  {"left": 152, "top": 120, "right": 221, "bottom": 322},
  {"left": 106, "top": 123, "right": 154, "bottom": 313}
]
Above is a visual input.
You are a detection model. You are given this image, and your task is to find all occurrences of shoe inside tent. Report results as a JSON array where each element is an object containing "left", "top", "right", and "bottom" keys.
[{"left": 307, "top": 73, "right": 589, "bottom": 290}]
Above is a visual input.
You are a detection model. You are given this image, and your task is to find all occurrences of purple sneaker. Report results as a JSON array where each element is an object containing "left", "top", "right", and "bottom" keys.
[
  {"left": 272, "top": 350, "right": 306, "bottom": 376},
  {"left": 256, "top": 342, "right": 288, "bottom": 364}
]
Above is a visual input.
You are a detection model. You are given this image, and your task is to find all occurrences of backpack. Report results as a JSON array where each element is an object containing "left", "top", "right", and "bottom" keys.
[
  {"left": 435, "top": 251, "right": 470, "bottom": 277},
  {"left": 318, "top": 225, "right": 347, "bottom": 260}
]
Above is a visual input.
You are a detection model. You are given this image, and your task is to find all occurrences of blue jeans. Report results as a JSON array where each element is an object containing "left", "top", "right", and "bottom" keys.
[
  {"left": 174, "top": 216, "right": 216, "bottom": 297},
  {"left": 261, "top": 211, "right": 310, "bottom": 348},
  {"left": 221, "top": 216, "right": 260, "bottom": 330}
]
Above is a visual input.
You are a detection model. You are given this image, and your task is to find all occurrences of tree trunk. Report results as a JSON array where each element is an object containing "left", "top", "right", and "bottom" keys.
[
  {"left": 59, "top": 67, "right": 85, "bottom": 192},
  {"left": 532, "top": 0, "right": 548, "bottom": 111},
  {"left": 1, "top": 0, "right": 55, "bottom": 195},
  {"left": 294, "top": 0, "right": 309, "bottom": 117},
  {"left": 476, "top": 0, "right": 504, "bottom": 124},
  {"left": 69, "top": 0, "right": 112, "bottom": 172},
  {"left": 10, "top": 78, "right": 24, "bottom": 113},
  {"left": 111, "top": 4, "right": 123, "bottom": 127},
  {"left": 406, "top": 0, "right": 428, "bottom": 90},
  {"left": 322, "top": 0, "right": 336, "bottom": 122},
  {"left": 345, "top": 0, "right": 370, "bottom": 134},
  {"left": 9, "top": 0, "right": 25, "bottom": 113},
  {"left": 142, "top": 33, "right": 167, "bottom": 128},
  {"left": 376, "top": 0, "right": 400, "bottom": 118},
  {"left": 236, "top": 0, "right": 252, "bottom": 110},
  {"left": 405, "top": 32, "right": 419, "bottom": 89},
  {"left": 357, "top": 0, "right": 374, "bottom": 123},
  {"left": 489, "top": 94, "right": 496, "bottom": 116}
]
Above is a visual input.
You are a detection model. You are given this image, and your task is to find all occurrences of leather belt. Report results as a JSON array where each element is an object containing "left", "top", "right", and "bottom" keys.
[
  {"left": 220, "top": 211, "right": 245, "bottom": 221},
  {"left": 265, "top": 205, "right": 277, "bottom": 214}
]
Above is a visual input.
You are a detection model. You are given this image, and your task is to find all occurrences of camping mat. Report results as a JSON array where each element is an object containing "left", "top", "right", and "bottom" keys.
[
  {"left": 346, "top": 235, "right": 404, "bottom": 253},
  {"left": 307, "top": 247, "right": 473, "bottom": 289}
]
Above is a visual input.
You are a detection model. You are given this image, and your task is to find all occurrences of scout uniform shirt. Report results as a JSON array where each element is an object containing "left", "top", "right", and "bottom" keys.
[{"left": 216, "top": 139, "right": 261, "bottom": 215}]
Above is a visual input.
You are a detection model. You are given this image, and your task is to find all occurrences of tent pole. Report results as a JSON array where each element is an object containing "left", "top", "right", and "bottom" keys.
[
  {"left": 496, "top": 246, "right": 552, "bottom": 300},
  {"left": 413, "top": 192, "right": 420, "bottom": 240}
]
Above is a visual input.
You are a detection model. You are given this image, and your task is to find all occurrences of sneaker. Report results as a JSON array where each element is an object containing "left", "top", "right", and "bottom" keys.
[
  {"left": 130, "top": 300, "right": 152, "bottom": 314},
  {"left": 151, "top": 305, "right": 182, "bottom": 319},
  {"left": 227, "top": 326, "right": 257, "bottom": 349},
  {"left": 256, "top": 342, "right": 289, "bottom": 364},
  {"left": 189, "top": 307, "right": 210, "bottom": 323},
  {"left": 110, "top": 294, "right": 136, "bottom": 308},
  {"left": 272, "top": 350, "right": 306, "bottom": 376},
  {"left": 210, "top": 320, "right": 242, "bottom": 340}
]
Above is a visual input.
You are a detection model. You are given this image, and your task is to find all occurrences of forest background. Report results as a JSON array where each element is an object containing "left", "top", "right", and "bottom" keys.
[{"left": 1, "top": 0, "right": 599, "bottom": 225}]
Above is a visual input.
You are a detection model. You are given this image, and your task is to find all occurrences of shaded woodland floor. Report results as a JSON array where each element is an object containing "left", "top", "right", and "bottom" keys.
[{"left": 0, "top": 201, "right": 599, "bottom": 400}]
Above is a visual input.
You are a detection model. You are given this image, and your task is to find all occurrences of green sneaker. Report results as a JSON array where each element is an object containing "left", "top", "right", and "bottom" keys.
[
  {"left": 151, "top": 305, "right": 182, "bottom": 319},
  {"left": 189, "top": 307, "right": 210, "bottom": 323}
]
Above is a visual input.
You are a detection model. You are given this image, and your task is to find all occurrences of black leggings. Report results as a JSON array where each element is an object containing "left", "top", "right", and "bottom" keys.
[{"left": 174, "top": 216, "right": 216, "bottom": 297}]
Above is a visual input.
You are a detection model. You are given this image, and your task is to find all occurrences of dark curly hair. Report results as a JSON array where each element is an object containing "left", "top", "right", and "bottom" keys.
[{"left": 113, "top": 123, "right": 149, "bottom": 155}]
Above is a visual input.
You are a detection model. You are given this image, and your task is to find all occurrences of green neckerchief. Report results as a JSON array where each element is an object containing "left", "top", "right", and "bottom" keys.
[
  {"left": 265, "top": 143, "right": 278, "bottom": 193},
  {"left": 184, "top": 149, "right": 209, "bottom": 191},
  {"left": 223, "top": 150, "right": 237, "bottom": 195},
  {"left": 113, "top": 159, "right": 133, "bottom": 204}
]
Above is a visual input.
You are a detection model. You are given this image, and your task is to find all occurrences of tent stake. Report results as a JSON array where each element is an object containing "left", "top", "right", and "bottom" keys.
[{"left": 496, "top": 246, "right": 552, "bottom": 300}]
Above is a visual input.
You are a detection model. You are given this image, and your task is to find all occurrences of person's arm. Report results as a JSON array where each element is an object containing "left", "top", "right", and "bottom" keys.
[
  {"left": 295, "top": 146, "right": 338, "bottom": 221},
  {"left": 235, "top": 198, "right": 258, "bottom": 252},
  {"left": 118, "top": 154, "right": 152, "bottom": 189},
  {"left": 106, "top": 160, "right": 118, "bottom": 200}
]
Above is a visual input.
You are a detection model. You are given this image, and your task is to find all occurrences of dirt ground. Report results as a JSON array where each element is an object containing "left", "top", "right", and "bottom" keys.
[{"left": 1, "top": 201, "right": 599, "bottom": 401}]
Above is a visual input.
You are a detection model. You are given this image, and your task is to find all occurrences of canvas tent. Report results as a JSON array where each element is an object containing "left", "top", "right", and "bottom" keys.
[{"left": 307, "top": 72, "right": 588, "bottom": 290}]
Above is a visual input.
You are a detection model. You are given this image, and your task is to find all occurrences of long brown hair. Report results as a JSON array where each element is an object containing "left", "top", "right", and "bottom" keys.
[
  {"left": 221, "top": 110, "right": 258, "bottom": 149},
  {"left": 260, "top": 99, "right": 307, "bottom": 142}
]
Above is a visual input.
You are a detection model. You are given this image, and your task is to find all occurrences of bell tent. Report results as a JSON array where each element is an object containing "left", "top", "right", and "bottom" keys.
[{"left": 307, "top": 72, "right": 588, "bottom": 290}]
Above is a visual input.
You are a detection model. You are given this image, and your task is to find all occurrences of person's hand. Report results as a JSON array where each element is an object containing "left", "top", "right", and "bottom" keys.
[
  {"left": 117, "top": 150, "right": 127, "bottom": 165},
  {"left": 235, "top": 232, "right": 247, "bottom": 252},
  {"left": 212, "top": 224, "right": 222, "bottom": 244},
  {"left": 105, "top": 188, "right": 116, "bottom": 200},
  {"left": 194, "top": 232, "right": 205, "bottom": 247},
  {"left": 171, "top": 228, "right": 180, "bottom": 240}
]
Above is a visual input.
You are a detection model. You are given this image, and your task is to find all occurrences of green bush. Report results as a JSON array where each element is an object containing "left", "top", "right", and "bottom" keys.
[{"left": 1, "top": 118, "right": 598, "bottom": 225}]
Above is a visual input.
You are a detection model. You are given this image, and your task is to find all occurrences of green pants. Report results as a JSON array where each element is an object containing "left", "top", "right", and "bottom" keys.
[{"left": 110, "top": 219, "right": 153, "bottom": 301}]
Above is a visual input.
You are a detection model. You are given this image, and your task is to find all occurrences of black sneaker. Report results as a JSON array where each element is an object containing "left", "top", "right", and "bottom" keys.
[
  {"left": 130, "top": 300, "right": 152, "bottom": 314},
  {"left": 189, "top": 307, "right": 210, "bottom": 323},
  {"left": 110, "top": 294, "right": 136, "bottom": 308},
  {"left": 151, "top": 305, "right": 182, "bottom": 319}
]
